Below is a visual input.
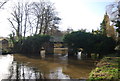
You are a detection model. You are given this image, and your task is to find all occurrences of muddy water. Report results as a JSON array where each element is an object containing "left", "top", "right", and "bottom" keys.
[{"left": 0, "top": 52, "right": 96, "bottom": 80}]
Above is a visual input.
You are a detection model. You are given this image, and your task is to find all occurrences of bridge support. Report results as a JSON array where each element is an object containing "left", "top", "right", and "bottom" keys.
[
  {"left": 42, "top": 42, "right": 54, "bottom": 55},
  {"left": 68, "top": 48, "right": 77, "bottom": 59}
]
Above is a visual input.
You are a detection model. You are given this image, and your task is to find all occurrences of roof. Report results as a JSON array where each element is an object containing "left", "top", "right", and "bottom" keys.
[{"left": 0, "top": 38, "right": 8, "bottom": 42}]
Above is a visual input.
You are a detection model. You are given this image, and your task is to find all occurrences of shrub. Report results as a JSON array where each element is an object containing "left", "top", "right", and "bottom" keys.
[
  {"left": 14, "top": 34, "right": 50, "bottom": 54},
  {"left": 63, "top": 31, "right": 116, "bottom": 57}
]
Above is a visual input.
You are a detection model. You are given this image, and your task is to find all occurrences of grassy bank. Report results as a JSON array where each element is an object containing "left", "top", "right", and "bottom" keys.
[{"left": 89, "top": 56, "right": 120, "bottom": 81}]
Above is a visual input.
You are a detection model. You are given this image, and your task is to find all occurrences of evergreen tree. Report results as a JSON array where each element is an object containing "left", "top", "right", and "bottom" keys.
[{"left": 100, "top": 19, "right": 106, "bottom": 35}]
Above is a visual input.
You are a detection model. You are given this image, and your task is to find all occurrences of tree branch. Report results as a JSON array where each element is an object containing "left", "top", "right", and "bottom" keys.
[
  {"left": 0, "top": 0, "right": 9, "bottom": 9},
  {"left": 8, "top": 18, "right": 17, "bottom": 31}
]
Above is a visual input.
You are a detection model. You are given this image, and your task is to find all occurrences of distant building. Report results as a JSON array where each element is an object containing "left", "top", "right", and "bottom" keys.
[{"left": 0, "top": 38, "right": 9, "bottom": 54}]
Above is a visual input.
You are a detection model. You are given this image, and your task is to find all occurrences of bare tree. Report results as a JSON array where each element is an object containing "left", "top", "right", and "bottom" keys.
[
  {"left": 30, "top": 1, "right": 46, "bottom": 35},
  {"left": 48, "top": 17, "right": 61, "bottom": 35},
  {"left": 23, "top": 2, "right": 30, "bottom": 37},
  {"left": 43, "top": 2, "right": 61, "bottom": 35},
  {"left": 0, "top": 0, "right": 9, "bottom": 9},
  {"left": 8, "top": 1, "right": 30, "bottom": 39},
  {"left": 8, "top": 2, "right": 23, "bottom": 40},
  {"left": 8, "top": 0, "right": 61, "bottom": 38},
  {"left": 30, "top": 0, "right": 61, "bottom": 35}
]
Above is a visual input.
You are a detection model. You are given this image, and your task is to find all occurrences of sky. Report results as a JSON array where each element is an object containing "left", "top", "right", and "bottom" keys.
[{"left": 0, "top": 0, "right": 117, "bottom": 37}]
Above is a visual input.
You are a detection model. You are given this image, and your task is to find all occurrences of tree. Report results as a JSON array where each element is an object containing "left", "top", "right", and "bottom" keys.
[
  {"left": 0, "top": 0, "right": 9, "bottom": 9},
  {"left": 66, "top": 28, "right": 73, "bottom": 34},
  {"left": 8, "top": 0, "right": 61, "bottom": 39},
  {"left": 92, "top": 29, "right": 101, "bottom": 35},
  {"left": 106, "top": 1, "right": 120, "bottom": 54},
  {"left": 106, "top": 1, "right": 120, "bottom": 37},
  {"left": 8, "top": 1, "right": 30, "bottom": 40},
  {"left": 99, "top": 12, "right": 116, "bottom": 39},
  {"left": 30, "top": 0, "right": 61, "bottom": 35},
  {"left": 23, "top": 2, "right": 30, "bottom": 37},
  {"left": 100, "top": 18, "right": 107, "bottom": 35},
  {"left": 64, "top": 31, "right": 94, "bottom": 58},
  {"left": 14, "top": 34, "right": 51, "bottom": 55},
  {"left": 30, "top": 1, "right": 45, "bottom": 35}
]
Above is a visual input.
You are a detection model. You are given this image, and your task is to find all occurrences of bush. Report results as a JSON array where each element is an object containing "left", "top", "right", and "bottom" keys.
[
  {"left": 14, "top": 34, "right": 50, "bottom": 54},
  {"left": 63, "top": 31, "right": 116, "bottom": 57}
]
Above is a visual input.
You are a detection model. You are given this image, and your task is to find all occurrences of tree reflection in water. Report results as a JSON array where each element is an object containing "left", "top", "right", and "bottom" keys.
[
  {"left": 49, "top": 67, "right": 70, "bottom": 79},
  {"left": 9, "top": 61, "right": 43, "bottom": 79},
  {"left": 0, "top": 53, "right": 95, "bottom": 81},
  {"left": 0, "top": 54, "right": 71, "bottom": 80},
  {"left": 0, "top": 54, "right": 43, "bottom": 80}
]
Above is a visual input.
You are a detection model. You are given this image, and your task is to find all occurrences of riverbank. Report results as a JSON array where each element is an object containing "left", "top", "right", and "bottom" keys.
[{"left": 88, "top": 56, "right": 120, "bottom": 81}]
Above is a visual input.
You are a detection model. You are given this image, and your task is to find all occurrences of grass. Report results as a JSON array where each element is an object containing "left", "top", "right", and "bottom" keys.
[{"left": 88, "top": 56, "right": 120, "bottom": 81}]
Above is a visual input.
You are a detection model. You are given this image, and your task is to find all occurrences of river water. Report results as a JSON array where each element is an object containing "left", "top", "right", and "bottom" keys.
[{"left": 0, "top": 53, "right": 96, "bottom": 80}]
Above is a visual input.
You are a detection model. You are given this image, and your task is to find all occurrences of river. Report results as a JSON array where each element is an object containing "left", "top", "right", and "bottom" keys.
[{"left": 0, "top": 52, "right": 96, "bottom": 80}]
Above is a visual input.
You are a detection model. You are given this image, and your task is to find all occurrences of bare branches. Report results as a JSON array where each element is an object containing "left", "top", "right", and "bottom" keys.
[
  {"left": 8, "top": 0, "right": 61, "bottom": 38},
  {"left": 106, "top": 2, "right": 119, "bottom": 21},
  {"left": 30, "top": 0, "right": 61, "bottom": 35},
  {"left": 0, "top": 0, "right": 9, "bottom": 9},
  {"left": 8, "top": 18, "right": 17, "bottom": 31},
  {"left": 8, "top": 1, "right": 30, "bottom": 39},
  {"left": 106, "top": 1, "right": 120, "bottom": 38}
]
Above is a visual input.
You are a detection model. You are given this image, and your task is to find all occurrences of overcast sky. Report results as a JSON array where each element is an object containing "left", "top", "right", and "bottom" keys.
[{"left": 0, "top": 0, "right": 117, "bottom": 37}]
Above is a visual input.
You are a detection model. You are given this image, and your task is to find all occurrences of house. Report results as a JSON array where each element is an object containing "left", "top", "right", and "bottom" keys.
[{"left": 0, "top": 37, "right": 9, "bottom": 54}]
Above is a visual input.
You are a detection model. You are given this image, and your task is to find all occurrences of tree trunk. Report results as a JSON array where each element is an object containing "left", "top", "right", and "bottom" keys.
[
  {"left": 24, "top": 13, "right": 28, "bottom": 37},
  {"left": 39, "top": 14, "right": 44, "bottom": 34},
  {"left": 43, "top": 23, "right": 48, "bottom": 35},
  {"left": 35, "top": 18, "right": 40, "bottom": 35}
]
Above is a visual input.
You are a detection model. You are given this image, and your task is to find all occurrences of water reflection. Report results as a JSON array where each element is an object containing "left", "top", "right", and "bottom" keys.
[
  {"left": 8, "top": 62, "right": 42, "bottom": 79},
  {"left": 0, "top": 55, "right": 13, "bottom": 80},
  {"left": 0, "top": 54, "right": 74, "bottom": 80},
  {"left": 0, "top": 54, "right": 42, "bottom": 80},
  {"left": 49, "top": 67, "right": 70, "bottom": 79},
  {"left": 53, "top": 54, "right": 68, "bottom": 65},
  {"left": 0, "top": 50, "right": 96, "bottom": 80}
]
